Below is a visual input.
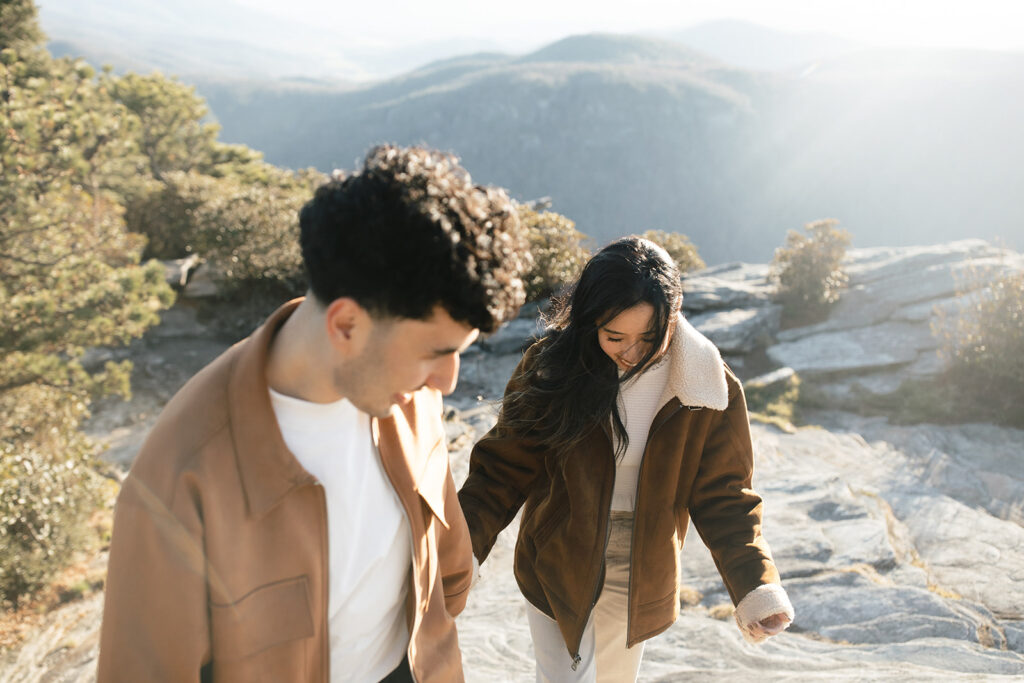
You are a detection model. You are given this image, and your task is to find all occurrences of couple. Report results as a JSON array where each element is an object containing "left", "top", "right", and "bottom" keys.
[{"left": 97, "top": 145, "right": 793, "bottom": 682}]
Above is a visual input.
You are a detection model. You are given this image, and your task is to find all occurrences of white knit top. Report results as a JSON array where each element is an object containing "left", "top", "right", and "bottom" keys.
[{"left": 610, "top": 356, "right": 671, "bottom": 512}]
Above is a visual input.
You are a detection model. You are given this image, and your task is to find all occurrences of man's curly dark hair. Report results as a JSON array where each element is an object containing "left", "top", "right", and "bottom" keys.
[{"left": 299, "top": 145, "right": 530, "bottom": 333}]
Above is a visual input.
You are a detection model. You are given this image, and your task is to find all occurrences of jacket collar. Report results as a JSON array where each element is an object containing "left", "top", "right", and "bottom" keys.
[
  {"left": 226, "top": 298, "right": 445, "bottom": 520},
  {"left": 227, "top": 298, "right": 318, "bottom": 518},
  {"left": 657, "top": 312, "right": 729, "bottom": 411}
]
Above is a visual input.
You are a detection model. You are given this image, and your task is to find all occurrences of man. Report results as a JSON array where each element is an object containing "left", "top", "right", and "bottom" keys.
[{"left": 97, "top": 145, "right": 529, "bottom": 682}]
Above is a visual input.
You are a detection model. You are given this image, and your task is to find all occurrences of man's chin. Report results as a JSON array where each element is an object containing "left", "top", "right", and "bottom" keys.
[{"left": 371, "top": 391, "right": 414, "bottom": 417}]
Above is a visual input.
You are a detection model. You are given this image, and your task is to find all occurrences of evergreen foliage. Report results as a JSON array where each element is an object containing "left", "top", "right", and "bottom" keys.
[
  {"left": 0, "top": 1, "right": 310, "bottom": 605},
  {"left": 771, "top": 219, "right": 851, "bottom": 327},
  {"left": 640, "top": 229, "right": 706, "bottom": 273}
]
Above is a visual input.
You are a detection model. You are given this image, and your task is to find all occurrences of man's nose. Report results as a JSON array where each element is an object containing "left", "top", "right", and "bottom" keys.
[{"left": 426, "top": 353, "right": 460, "bottom": 395}]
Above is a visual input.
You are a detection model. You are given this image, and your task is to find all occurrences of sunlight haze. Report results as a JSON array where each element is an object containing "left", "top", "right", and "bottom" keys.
[{"left": 233, "top": 0, "right": 1024, "bottom": 52}]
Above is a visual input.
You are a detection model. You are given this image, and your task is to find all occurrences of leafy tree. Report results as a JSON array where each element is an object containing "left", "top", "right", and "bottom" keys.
[
  {"left": 517, "top": 205, "right": 591, "bottom": 302},
  {"left": 0, "top": 0, "right": 45, "bottom": 72},
  {"left": 771, "top": 219, "right": 851, "bottom": 327},
  {"left": 103, "top": 72, "right": 276, "bottom": 259},
  {"left": 1, "top": 25, "right": 174, "bottom": 605},
  {"left": 641, "top": 229, "right": 706, "bottom": 273},
  {"left": 106, "top": 72, "right": 263, "bottom": 184}
]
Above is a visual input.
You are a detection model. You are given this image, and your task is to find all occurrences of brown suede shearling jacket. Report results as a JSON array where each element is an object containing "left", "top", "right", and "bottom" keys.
[
  {"left": 97, "top": 300, "right": 474, "bottom": 683},
  {"left": 458, "top": 314, "right": 782, "bottom": 662}
]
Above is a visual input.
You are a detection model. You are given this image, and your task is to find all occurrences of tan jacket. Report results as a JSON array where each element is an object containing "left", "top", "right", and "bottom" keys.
[
  {"left": 458, "top": 314, "right": 782, "bottom": 662},
  {"left": 97, "top": 300, "right": 473, "bottom": 682}
]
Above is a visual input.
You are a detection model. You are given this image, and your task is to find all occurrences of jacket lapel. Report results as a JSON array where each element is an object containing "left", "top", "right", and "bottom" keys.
[
  {"left": 657, "top": 312, "right": 729, "bottom": 411},
  {"left": 374, "top": 393, "right": 450, "bottom": 529},
  {"left": 227, "top": 299, "right": 317, "bottom": 519}
]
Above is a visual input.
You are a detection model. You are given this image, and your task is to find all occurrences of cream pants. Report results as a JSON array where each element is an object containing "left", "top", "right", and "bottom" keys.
[{"left": 525, "top": 513, "right": 645, "bottom": 683}]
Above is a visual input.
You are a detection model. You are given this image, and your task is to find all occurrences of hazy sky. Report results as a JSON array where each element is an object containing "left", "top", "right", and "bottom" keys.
[{"left": 234, "top": 0, "right": 1024, "bottom": 52}]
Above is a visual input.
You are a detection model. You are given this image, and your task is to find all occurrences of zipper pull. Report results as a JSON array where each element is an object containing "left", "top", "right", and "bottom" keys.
[{"left": 571, "top": 654, "right": 582, "bottom": 671}]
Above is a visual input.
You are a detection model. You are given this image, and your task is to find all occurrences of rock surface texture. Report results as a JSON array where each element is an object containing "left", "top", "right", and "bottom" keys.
[{"left": 3, "top": 241, "right": 1023, "bottom": 681}]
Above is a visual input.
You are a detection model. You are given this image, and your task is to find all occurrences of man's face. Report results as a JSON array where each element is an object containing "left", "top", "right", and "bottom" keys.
[{"left": 334, "top": 305, "right": 479, "bottom": 418}]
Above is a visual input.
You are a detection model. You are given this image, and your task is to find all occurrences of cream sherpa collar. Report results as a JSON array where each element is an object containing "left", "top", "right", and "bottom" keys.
[{"left": 656, "top": 312, "right": 729, "bottom": 411}]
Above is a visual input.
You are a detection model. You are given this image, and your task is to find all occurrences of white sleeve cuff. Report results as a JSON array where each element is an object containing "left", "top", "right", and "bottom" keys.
[{"left": 733, "top": 583, "right": 794, "bottom": 643}]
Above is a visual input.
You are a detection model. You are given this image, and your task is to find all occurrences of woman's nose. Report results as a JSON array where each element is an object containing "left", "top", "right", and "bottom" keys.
[{"left": 621, "top": 341, "right": 645, "bottom": 363}]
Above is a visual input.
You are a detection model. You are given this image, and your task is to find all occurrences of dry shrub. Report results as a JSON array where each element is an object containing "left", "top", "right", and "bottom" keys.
[
  {"left": 771, "top": 219, "right": 851, "bottom": 327},
  {"left": 517, "top": 205, "right": 591, "bottom": 303},
  {"left": 640, "top": 229, "right": 705, "bottom": 274},
  {"left": 934, "top": 267, "right": 1024, "bottom": 425}
]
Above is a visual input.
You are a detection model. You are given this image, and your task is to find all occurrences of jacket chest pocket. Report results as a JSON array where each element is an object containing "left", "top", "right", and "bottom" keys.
[{"left": 210, "top": 575, "right": 315, "bottom": 662}]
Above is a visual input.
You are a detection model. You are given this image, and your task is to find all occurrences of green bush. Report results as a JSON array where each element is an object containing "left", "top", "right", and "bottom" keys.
[
  {"left": 190, "top": 168, "right": 324, "bottom": 294},
  {"left": 518, "top": 205, "right": 591, "bottom": 302},
  {"left": 640, "top": 229, "right": 706, "bottom": 273},
  {"left": 771, "top": 219, "right": 851, "bottom": 327},
  {"left": 0, "top": 387, "right": 104, "bottom": 607},
  {"left": 127, "top": 167, "right": 323, "bottom": 291}
]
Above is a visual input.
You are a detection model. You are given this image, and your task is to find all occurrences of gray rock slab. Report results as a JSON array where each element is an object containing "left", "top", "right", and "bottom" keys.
[
  {"left": 643, "top": 613, "right": 1024, "bottom": 679},
  {"left": 682, "top": 263, "right": 776, "bottom": 312},
  {"left": 475, "top": 314, "right": 544, "bottom": 355},
  {"left": 891, "top": 495, "right": 1024, "bottom": 619},
  {"left": 818, "top": 414, "right": 1024, "bottom": 527},
  {"left": 768, "top": 322, "right": 936, "bottom": 376},
  {"left": 746, "top": 366, "right": 797, "bottom": 390},
  {"left": 692, "top": 261, "right": 774, "bottom": 282},
  {"left": 689, "top": 305, "right": 782, "bottom": 353},
  {"left": 842, "top": 240, "right": 998, "bottom": 285},
  {"left": 747, "top": 423, "right": 1024, "bottom": 624},
  {"left": 159, "top": 254, "right": 201, "bottom": 289},
  {"left": 181, "top": 262, "right": 220, "bottom": 298},
  {"left": 787, "top": 570, "right": 1006, "bottom": 648}
]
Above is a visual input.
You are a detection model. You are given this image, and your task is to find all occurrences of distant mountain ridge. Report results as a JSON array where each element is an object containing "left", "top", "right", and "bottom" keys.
[
  {"left": 194, "top": 35, "right": 1024, "bottom": 263},
  {"left": 38, "top": 4, "right": 1024, "bottom": 262}
]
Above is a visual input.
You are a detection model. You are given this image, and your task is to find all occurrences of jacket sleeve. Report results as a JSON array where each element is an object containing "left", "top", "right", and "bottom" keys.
[
  {"left": 457, "top": 348, "right": 547, "bottom": 564},
  {"left": 687, "top": 375, "right": 782, "bottom": 606},
  {"left": 97, "top": 470, "right": 211, "bottom": 682}
]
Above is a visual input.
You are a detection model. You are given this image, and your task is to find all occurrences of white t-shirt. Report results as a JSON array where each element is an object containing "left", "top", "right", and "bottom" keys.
[
  {"left": 269, "top": 389, "right": 411, "bottom": 682},
  {"left": 611, "top": 356, "right": 671, "bottom": 511}
]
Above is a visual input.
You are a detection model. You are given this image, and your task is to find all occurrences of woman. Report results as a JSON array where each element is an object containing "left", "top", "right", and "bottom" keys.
[{"left": 458, "top": 237, "right": 793, "bottom": 682}]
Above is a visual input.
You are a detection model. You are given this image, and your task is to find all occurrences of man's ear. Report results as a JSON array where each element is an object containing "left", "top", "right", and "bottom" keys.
[{"left": 324, "top": 298, "right": 368, "bottom": 353}]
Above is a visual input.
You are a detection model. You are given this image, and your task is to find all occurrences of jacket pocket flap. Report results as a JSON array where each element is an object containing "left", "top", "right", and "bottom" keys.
[
  {"left": 415, "top": 439, "right": 450, "bottom": 529},
  {"left": 210, "top": 576, "right": 314, "bottom": 660}
]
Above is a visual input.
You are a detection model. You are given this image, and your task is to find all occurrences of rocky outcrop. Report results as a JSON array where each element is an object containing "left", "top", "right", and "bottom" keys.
[
  {"left": 4, "top": 240, "right": 1023, "bottom": 681},
  {"left": 683, "top": 239, "right": 1024, "bottom": 408}
]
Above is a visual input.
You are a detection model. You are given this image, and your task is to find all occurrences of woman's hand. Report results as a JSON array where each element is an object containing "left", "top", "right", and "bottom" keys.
[{"left": 746, "top": 611, "right": 791, "bottom": 640}]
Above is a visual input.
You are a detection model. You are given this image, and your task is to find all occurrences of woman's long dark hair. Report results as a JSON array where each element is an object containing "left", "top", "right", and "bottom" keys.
[{"left": 501, "top": 237, "right": 683, "bottom": 456}]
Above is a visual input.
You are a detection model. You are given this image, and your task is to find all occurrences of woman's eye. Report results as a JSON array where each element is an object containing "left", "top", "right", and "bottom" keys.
[{"left": 606, "top": 337, "right": 623, "bottom": 343}]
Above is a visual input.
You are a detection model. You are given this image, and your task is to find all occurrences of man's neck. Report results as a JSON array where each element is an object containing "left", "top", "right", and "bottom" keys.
[{"left": 266, "top": 298, "right": 340, "bottom": 404}]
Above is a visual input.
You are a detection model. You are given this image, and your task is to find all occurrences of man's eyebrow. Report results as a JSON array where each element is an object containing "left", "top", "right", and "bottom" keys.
[{"left": 431, "top": 346, "right": 461, "bottom": 356}]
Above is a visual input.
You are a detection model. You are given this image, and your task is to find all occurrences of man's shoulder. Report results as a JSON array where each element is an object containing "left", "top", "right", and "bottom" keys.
[{"left": 128, "top": 340, "right": 247, "bottom": 489}]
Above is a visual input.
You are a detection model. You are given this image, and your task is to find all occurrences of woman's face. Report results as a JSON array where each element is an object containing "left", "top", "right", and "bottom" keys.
[{"left": 597, "top": 302, "right": 672, "bottom": 372}]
